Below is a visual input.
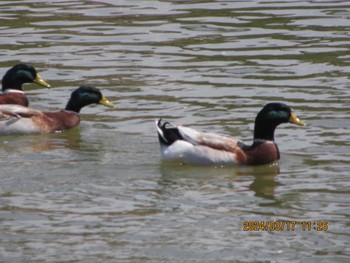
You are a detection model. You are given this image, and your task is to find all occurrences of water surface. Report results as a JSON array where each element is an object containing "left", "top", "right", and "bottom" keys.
[{"left": 0, "top": 0, "right": 349, "bottom": 262}]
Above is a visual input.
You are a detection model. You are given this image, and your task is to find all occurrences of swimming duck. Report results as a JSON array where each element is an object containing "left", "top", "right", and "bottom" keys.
[
  {"left": 0, "top": 86, "right": 115, "bottom": 135},
  {"left": 1, "top": 63, "right": 51, "bottom": 106},
  {"left": 156, "top": 103, "right": 305, "bottom": 166}
]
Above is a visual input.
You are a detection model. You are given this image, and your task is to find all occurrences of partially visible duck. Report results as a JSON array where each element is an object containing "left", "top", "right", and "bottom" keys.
[
  {"left": 1, "top": 63, "right": 51, "bottom": 106},
  {"left": 0, "top": 86, "right": 115, "bottom": 135},
  {"left": 156, "top": 102, "right": 305, "bottom": 166}
]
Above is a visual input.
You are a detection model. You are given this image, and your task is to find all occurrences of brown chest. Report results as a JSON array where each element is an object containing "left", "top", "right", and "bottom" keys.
[
  {"left": 244, "top": 141, "right": 280, "bottom": 165},
  {"left": 36, "top": 111, "right": 81, "bottom": 133},
  {"left": 0, "top": 93, "right": 28, "bottom": 106}
]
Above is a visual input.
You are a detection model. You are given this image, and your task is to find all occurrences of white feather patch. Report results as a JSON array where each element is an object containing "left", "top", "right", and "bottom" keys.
[
  {"left": 3, "top": 89, "right": 25, "bottom": 94},
  {"left": 160, "top": 140, "right": 238, "bottom": 165},
  {"left": 155, "top": 119, "right": 168, "bottom": 143},
  {"left": 0, "top": 105, "right": 42, "bottom": 135}
]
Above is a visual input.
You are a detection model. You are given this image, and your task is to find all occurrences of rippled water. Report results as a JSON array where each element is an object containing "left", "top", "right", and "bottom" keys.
[{"left": 0, "top": 0, "right": 349, "bottom": 262}]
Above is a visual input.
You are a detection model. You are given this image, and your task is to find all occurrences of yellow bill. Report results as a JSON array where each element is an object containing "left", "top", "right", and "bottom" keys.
[
  {"left": 99, "top": 96, "right": 116, "bottom": 108},
  {"left": 34, "top": 73, "right": 51, "bottom": 88},
  {"left": 289, "top": 112, "right": 305, "bottom": 126}
]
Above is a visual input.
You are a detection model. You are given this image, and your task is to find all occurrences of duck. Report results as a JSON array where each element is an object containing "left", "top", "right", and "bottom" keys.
[
  {"left": 156, "top": 102, "right": 305, "bottom": 166},
  {"left": 1, "top": 63, "right": 51, "bottom": 106},
  {"left": 0, "top": 86, "right": 115, "bottom": 135}
]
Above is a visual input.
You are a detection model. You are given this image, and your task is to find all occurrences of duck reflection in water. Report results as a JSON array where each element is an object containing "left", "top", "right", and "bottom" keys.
[
  {"left": 158, "top": 162, "right": 280, "bottom": 202},
  {"left": 0, "top": 127, "right": 82, "bottom": 153}
]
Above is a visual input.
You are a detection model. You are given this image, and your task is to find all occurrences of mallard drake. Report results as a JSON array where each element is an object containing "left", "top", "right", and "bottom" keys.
[
  {"left": 0, "top": 86, "right": 115, "bottom": 135},
  {"left": 156, "top": 103, "right": 305, "bottom": 166},
  {"left": 1, "top": 63, "right": 51, "bottom": 106}
]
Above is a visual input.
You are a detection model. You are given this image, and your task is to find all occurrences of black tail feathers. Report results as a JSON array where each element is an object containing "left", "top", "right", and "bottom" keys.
[{"left": 156, "top": 119, "right": 183, "bottom": 146}]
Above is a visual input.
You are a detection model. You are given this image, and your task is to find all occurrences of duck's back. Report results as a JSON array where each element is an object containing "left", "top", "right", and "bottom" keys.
[
  {"left": 0, "top": 105, "right": 42, "bottom": 135},
  {"left": 0, "top": 106, "right": 80, "bottom": 135}
]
